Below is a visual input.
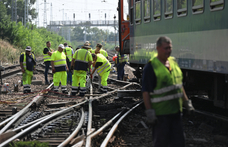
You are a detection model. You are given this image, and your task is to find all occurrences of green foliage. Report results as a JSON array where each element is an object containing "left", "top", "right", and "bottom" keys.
[
  {"left": 9, "top": 141, "right": 49, "bottom": 147},
  {"left": 0, "top": 21, "right": 68, "bottom": 56}
]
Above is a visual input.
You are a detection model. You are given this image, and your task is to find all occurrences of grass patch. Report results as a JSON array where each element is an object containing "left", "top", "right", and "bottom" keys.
[
  {"left": 0, "top": 39, "right": 22, "bottom": 65},
  {"left": 10, "top": 141, "right": 49, "bottom": 147}
]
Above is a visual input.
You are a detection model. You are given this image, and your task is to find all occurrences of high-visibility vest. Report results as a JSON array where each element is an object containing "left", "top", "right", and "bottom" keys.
[
  {"left": 150, "top": 56, "right": 183, "bottom": 116},
  {"left": 53, "top": 51, "right": 66, "bottom": 69},
  {"left": 43, "top": 47, "right": 52, "bottom": 62},
  {"left": 65, "top": 47, "right": 73, "bottom": 62},
  {"left": 21, "top": 52, "right": 35, "bottom": 70},
  {"left": 117, "top": 54, "right": 128, "bottom": 63},
  {"left": 100, "top": 49, "right": 108, "bottom": 58},
  {"left": 74, "top": 48, "right": 91, "bottom": 71},
  {"left": 96, "top": 54, "right": 111, "bottom": 76}
]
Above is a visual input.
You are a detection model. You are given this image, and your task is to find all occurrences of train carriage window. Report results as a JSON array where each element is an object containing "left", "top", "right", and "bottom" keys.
[
  {"left": 210, "top": 0, "right": 224, "bottom": 11},
  {"left": 164, "top": 0, "right": 173, "bottom": 19},
  {"left": 130, "top": 0, "right": 134, "bottom": 25},
  {"left": 177, "top": 0, "right": 187, "bottom": 17},
  {"left": 143, "top": 0, "right": 151, "bottom": 22},
  {"left": 153, "top": 0, "right": 161, "bottom": 21},
  {"left": 192, "top": 0, "right": 204, "bottom": 14},
  {"left": 135, "top": 0, "right": 141, "bottom": 24}
]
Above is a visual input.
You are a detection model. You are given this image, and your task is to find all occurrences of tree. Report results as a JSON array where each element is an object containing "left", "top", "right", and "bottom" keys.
[{"left": 1, "top": 0, "right": 37, "bottom": 23}]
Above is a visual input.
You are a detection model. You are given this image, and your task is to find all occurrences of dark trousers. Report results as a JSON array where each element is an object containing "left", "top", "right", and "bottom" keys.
[
  {"left": 152, "top": 112, "right": 185, "bottom": 147},
  {"left": 117, "top": 62, "right": 125, "bottom": 80},
  {"left": 67, "top": 61, "right": 72, "bottom": 83},
  {"left": 44, "top": 61, "right": 50, "bottom": 83}
]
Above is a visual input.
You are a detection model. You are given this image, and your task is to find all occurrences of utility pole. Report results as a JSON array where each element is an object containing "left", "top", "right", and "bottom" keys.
[
  {"left": 114, "top": 14, "right": 116, "bottom": 47},
  {"left": 43, "top": 0, "right": 47, "bottom": 28},
  {"left": 11, "top": 0, "right": 17, "bottom": 22},
  {"left": 50, "top": 3, "right": 53, "bottom": 22},
  {"left": 36, "top": 0, "right": 39, "bottom": 26},
  {"left": 24, "top": 0, "right": 28, "bottom": 25}
]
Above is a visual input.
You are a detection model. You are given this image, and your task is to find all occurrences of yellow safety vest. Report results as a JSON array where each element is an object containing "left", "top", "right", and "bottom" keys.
[
  {"left": 21, "top": 52, "right": 35, "bottom": 70},
  {"left": 96, "top": 54, "right": 111, "bottom": 76},
  {"left": 43, "top": 47, "right": 52, "bottom": 62},
  {"left": 100, "top": 49, "right": 108, "bottom": 58},
  {"left": 52, "top": 51, "right": 66, "bottom": 69},
  {"left": 65, "top": 47, "right": 73, "bottom": 62},
  {"left": 74, "top": 48, "right": 92, "bottom": 71},
  {"left": 150, "top": 56, "right": 183, "bottom": 115}
]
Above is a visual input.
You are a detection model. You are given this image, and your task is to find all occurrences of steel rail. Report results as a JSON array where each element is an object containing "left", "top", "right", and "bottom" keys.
[
  {"left": 89, "top": 111, "right": 122, "bottom": 139},
  {"left": 58, "top": 108, "right": 85, "bottom": 147},
  {"left": 0, "top": 100, "right": 88, "bottom": 147},
  {"left": 0, "top": 83, "right": 53, "bottom": 134},
  {"left": 100, "top": 101, "right": 143, "bottom": 147},
  {"left": 86, "top": 79, "right": 94, "bottom": 147}
]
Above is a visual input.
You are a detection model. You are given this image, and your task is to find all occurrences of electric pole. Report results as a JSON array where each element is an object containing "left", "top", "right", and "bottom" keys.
[
  {"left": 36, "top": 0, "right": 39, "bottom": 26},
  {"left": 24, "top": 0, "right": 28, "bottom": 25},
  {"left": 11, "top": 0, "right": 17, "bottom": 22},
  {"left": 43, "top": 0, "right": 47, "bottom": 28}
]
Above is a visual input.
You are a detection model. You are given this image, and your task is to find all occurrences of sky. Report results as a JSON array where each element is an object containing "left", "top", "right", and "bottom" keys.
[{"left": 34, "top": 0, "right": 119, "bottom": 28}]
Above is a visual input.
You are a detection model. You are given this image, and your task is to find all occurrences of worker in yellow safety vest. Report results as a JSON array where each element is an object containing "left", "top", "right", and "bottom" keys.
[
  {"left": 43, "top": 41, "right": 54, "bottom": 85},
  {"left": 115, "top": 46, "right": 128, "bottom": 80},
  {"left": 64, "top": 42, "right": 74, "bottom": 85},
  {"left": 20, "top": 46, "right": 36, "bottom": 94},
  {"left": 94, "top": 43, "right": 108, "bottom": 59},
  {"left": 51, "top": 44, "right": 69, "bottom": 94},
  {"left": 91, "top": 53, "right": 111, "bottom": 93},
  {"left": 70, "top": 42, "right": 93, "bottom": 97},
  {"left": 85, "top": 41, "right": 93, "bottom": 53}
]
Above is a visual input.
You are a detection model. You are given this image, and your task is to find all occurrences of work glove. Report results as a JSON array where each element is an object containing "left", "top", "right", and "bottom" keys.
[
  {"left": 52, "top": 68, "right": 56, "bottom": 74},
  {"left": 183, "top": 100, "right": 195, "bottom": 115},
  {"left": 145, "top": 109, "right": 158, "bottom": 126}
]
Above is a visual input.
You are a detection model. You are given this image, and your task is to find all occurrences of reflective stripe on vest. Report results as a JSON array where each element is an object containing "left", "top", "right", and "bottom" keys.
[
  {"left": 43, "top": 47, "right": 51, "bottom": 62},
  {"left": 150, "top": 57, "right": 183, "bottom": 103},
  {"left": 53, "top": 51, "right": 66, "bottom": 68},
  {"left": 118, "top": 54, "right": 128, "bottom": 63},
  {"left": 75, "top": 50, "right": 88, "bottom": 63},
  {"left": 96, "top": 54, "right": 110, "bottom": 75},
  {"left": 22, "top": 52, "right": 35, "bottom": 70},
  {"left": 65, "top": 47, "right": 73, "bottom": 61}
]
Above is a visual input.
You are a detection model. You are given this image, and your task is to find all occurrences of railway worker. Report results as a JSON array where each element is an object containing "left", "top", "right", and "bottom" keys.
[
  {"left": 142, "top": 36, "right": 195, "bottom": 147},
  {"left": 64, "top": 43, "right": 74, "bottom": 85},
  {"left": 115, "top": 46, "right": 128, "bottom": 81},
  {"left": 20, "top": 46, "right": 36, "bottom": 94},
  {"left": 85, "top": 41, "right": 93, "bottom": 53},
  {"left": 95, "top": 43, "right": 108, "bottom": 59},
  {"left": 51, "top": 44, "right": 69, "bottom": 94},
  {"left": 43, "top": 41, "right": 53, "bottom": 85},
  {"left": 91, "top": 53, "right": 111, "bottom": 93},
  {"left": 70, "top": 42, "right": 93, "bottom": 97}
]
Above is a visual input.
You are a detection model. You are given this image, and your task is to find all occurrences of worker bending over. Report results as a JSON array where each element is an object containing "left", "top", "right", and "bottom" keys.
[{"left": 91, "top": 53, "right": 111, "bottom": 93}]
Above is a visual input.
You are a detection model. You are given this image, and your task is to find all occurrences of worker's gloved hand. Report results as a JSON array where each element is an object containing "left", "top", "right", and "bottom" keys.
[
  {"left": 52, "top": 68, "right": 55, "bottom": 74},
  {"left": 89, "top": 68, "right": 92, "bottom": 74},
  {"left": 183, "top": 100, "right": 195, "bottom": 115},
  {"left": 145, "top": 109, "right": 157, "bottom": 126}
]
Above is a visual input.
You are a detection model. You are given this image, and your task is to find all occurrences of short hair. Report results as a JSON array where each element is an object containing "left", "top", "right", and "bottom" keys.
[
  {"left": 92, "top": 53, "right": 96, "bottom": 58},
  {"left": 75, "top": 47, "right": 80, "bottom": 51},
  {"left": 46, "top": 41, "right": 50, "bottom": 44},
  {"left": 64, "top": 42, "right": 67, "bottom": 46},
  {"left": 96, "top": 43, "right": 102, "bottom": 48},
  {"left": 156, "top": 36, "right": 172, "bottom": 47},
  {"left": 115, "top": 46, "right": 119, "bottom": 50}
]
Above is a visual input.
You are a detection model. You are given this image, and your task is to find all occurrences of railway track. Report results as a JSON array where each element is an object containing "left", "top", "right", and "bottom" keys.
[{"left": 0, "top": 52, "right": 228, "bottom": 147}]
